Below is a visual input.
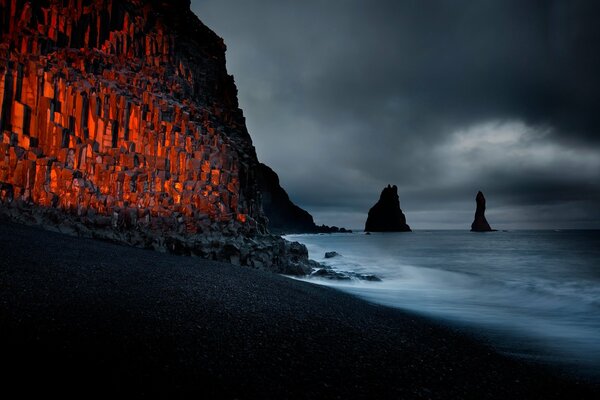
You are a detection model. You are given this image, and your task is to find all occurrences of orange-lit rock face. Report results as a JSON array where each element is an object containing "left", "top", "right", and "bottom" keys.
[{"left": 0, "top": 0, "right": 264, "bottom": 234}]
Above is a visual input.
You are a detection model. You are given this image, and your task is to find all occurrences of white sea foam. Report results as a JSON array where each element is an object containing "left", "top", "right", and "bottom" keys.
[{"left": 286, "top": 230, "right": 600, "bottom": 377}]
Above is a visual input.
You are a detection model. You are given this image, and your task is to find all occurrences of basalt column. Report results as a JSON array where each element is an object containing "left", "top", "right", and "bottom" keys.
[{"left": 0, "top": 0, "right": 268, "bottom": 235}]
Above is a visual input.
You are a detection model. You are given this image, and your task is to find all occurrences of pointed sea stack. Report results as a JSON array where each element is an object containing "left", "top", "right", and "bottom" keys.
[
  {"left": 365, "top": 185, "right": 411, "bottom": 232},
  {"left": 471, "top": 191, "right": 494, "bottom": 232}
]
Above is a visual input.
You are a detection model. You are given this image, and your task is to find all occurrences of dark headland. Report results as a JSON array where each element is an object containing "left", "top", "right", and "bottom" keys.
[
  {"left": 257, "top": 163, "right": 351, "bottom": 234},
  {"left": 1, "top": 221, "right": 598, "bottom": 399}
]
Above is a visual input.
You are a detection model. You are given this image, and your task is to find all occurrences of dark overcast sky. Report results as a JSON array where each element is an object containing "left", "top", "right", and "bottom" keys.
[{"left": 192, "top": 0, "right": 600, "bottom": 229}]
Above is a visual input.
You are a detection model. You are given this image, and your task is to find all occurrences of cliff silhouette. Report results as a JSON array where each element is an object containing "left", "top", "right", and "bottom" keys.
[{"left": 257, "top": 163, "right": 350, "bottom": 234}]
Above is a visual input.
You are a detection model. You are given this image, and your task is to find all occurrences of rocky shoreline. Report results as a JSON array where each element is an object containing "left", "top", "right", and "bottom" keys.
[
  {"left": 0, "top": 200, "right": 318, "bottom": 276},
  {"left": 1, "top": 221, "right": 598, "bottom": 399}
]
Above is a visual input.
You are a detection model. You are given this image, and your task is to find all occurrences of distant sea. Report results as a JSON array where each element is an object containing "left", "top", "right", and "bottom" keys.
[{"left": 285, "top": 230, "right": 600, "bottom": 379}]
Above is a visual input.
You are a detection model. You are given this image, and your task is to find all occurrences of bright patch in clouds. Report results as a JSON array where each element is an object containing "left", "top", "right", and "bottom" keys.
[{"left": 437, "top": 121, "right": 600, "bottom": 185}]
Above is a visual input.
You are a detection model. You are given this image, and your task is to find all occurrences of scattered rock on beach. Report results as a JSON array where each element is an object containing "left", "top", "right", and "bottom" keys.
[
  {"left": 361, "top": 274, "right": 382, "bottom": 282},
  {"left": 311, "top": 267, "right": 382, "bottom": 282},
  {"left": 324, "top": 251, "right": 341, "bottom": 259},
  {"left": 312, "top": 268, "right": 352, "bottom": 280}
]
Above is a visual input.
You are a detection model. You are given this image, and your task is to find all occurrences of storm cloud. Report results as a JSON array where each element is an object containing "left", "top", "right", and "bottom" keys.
[{"left": 192, "top": 0, "right": 600, "bottom": 229}]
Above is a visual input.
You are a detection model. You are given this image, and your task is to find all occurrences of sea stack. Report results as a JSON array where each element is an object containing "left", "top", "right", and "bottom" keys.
[
  {"left": 365, "top": 185, "right": 411, "bottom": 232},
  {"left": 471, "top": 191, "right": 494, "bottom": 232}
]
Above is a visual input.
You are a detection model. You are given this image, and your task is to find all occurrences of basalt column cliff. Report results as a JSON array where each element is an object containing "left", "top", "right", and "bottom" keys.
[{"left": 0, "top": 0, "right": 313, "bottom": 274}]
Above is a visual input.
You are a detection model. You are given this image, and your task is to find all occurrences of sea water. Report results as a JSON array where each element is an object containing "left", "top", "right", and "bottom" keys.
[{"left": 285, "top": 230, "right": 600, "bottom": 379}]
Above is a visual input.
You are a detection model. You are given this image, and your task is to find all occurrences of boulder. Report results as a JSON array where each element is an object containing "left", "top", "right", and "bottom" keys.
[
  {"left": 312, "top": 268, "right": 352, "bottom": 280},
  {"left": 311, "top": 267, "right": 382, "bottom": 282}
]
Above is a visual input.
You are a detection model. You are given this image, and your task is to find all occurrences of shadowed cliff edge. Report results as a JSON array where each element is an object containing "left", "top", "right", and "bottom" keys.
[{"left": 256, "top": 163, "right": 351, "bottom": 234}]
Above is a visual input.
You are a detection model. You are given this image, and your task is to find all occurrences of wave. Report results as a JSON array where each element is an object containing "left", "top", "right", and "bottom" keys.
[{"left": 286, "top": 231, "right": 600, "bottom": 377}]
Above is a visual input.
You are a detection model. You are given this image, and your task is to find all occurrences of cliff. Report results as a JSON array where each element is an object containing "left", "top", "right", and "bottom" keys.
[
  {"left": 471, "top": 191, "right": 494, "bottom": 232},
  {"left": 256, "top": 163, "right": 314, "bottom": 233},
  {"left": 365, "top": 185, "right": 411, "bottom": 232},
  {"left": 0, "top": 0, "right": 314, "bottom": 274},
  {"left": 257, "top": 163, "right": 350, "bottom": 234}
]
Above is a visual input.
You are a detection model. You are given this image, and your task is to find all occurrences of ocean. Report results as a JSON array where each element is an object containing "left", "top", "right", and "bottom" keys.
[{"left": 285, "top": 230, "right": 600, "bottom": 379}]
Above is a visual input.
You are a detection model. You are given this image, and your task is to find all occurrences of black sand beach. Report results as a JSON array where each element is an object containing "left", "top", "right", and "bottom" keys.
[{"left": 0, "top": 221, "right": 597, "bottom": 399}]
